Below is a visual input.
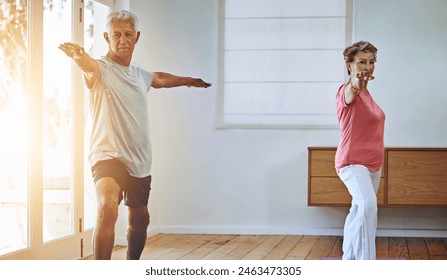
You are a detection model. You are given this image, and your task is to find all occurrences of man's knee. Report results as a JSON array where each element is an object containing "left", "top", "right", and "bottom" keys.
[
  {"left": 97, "top": 201, "right": 119, "bottom": 227},
  {"left": 95, "top": 177, "right": 121, "bottom": 226},
  {"left": 129, "top": 207, "right": 150, "bottom": 230}
]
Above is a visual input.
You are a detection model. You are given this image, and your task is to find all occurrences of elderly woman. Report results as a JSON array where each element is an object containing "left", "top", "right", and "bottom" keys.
[{"left": 335, "top": 41, "right": 386, "bottom": 260}]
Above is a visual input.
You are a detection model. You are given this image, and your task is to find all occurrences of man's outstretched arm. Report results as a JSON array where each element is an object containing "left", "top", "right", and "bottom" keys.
[
  {"left": 152, "top": 72, "right": 211, "bottom": 89},
  {"left": 59, "top": 42, "right": 99, "bottom": 89}
]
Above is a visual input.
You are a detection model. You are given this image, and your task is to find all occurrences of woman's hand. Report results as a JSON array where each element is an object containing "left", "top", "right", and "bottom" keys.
[
  {"left": 351, "top": 70, "right": 374, "bottom": 92},
  {"left": 345, "top": 69, "right": 374, "bottom": 104}
]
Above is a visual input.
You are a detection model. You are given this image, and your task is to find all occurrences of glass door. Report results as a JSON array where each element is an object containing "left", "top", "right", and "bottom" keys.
[
  {"left": 0, "top": 0, "right": 113, "bottom": 260},
  {"left": 42, "top": 0, "right": 74, "bottom": 244},
  {"left": 0, "top": 0, "right": 29, "bottom": 256}
]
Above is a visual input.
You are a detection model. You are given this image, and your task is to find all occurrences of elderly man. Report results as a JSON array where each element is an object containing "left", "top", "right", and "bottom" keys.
[{"left": 59, "top": 10, "right": 211, "bottom": 260}]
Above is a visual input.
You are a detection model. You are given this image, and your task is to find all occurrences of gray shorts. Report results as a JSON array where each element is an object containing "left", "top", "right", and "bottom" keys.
[{"left": 91, "top": 159, "right": 151, "bottom": 208}]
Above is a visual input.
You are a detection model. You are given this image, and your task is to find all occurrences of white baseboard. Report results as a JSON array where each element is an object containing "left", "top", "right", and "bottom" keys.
[
  {"left": 156, "top": 225, "right": 342, "bottom": 236},
  {"left": 153, "top": 225, "right": 447, "bottom": 238},
  {"left": 376, "top": 229, "right": 447, "bottom": 238}
]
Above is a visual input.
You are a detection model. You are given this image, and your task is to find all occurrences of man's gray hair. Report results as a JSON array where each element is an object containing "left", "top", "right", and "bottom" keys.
[{"left": 106, "top": 10, "right": 139, "bottom": 32}]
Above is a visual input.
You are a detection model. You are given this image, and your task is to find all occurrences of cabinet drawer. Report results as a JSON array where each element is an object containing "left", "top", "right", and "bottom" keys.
[
  {"left": 309, "top": 149, "right": 385, "bottom": 177},
  {"left": 309, "top": 177, "right": 385, "bottom": 206},
  {"left": 387, "top": 151, "right": 447, "bottom": 206},
  {"left": 309, "top": 149, "right": 337, "bottom": 177}
]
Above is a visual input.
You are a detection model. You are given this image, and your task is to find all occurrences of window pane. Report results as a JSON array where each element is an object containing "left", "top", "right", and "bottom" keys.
[
  {"left": 83, "top": 0, "right": 110, "bottom": 230},
  {"left": 43, "top": 0, "right": 73, "bottom": 242},
  {"left": 0, "top": 0, "right": 29, "bottom": 256}
]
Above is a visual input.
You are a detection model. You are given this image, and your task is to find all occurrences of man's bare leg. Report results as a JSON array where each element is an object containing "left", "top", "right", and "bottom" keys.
[
  {"left": 93, "top": 177, "right": 121, "bottom": 260},
  {"left": 126, "top": 206, "right": 150, "bottom": 260}
]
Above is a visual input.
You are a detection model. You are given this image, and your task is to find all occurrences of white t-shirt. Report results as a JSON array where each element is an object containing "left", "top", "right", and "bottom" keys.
[{"left": 88, "top": 56, "right": 153, "bottom": 177}]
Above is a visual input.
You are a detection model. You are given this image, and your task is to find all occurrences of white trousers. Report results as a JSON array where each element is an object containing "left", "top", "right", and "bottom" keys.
[{"left": 338, "top": 164, "right": 381, "bottom": 260}]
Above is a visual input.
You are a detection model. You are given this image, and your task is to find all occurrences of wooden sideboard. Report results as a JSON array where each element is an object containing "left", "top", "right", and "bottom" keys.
[{"left": 308, "top": 147, "right": 447, "bottom": 207}]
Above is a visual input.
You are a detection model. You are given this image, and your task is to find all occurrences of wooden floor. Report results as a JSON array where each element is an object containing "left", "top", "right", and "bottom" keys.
[{"left": 102, "top": 234, "right": 447, "bottom": 260}]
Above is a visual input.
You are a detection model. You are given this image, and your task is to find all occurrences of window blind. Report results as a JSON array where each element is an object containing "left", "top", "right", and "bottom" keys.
[{"left": 217, "top": 0, "right": 352, "bottom": 129}]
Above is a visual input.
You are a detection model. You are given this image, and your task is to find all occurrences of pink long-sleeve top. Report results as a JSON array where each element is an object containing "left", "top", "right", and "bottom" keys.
[{"left": 335, "top": 84, "right": 386, "bottom": 172}]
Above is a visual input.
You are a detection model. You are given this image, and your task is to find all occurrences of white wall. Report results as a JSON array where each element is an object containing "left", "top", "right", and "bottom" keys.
[
  {"left": 116, "top": 0, "right": 447, "bottom": 242},
  {"left": 114, "top": 0, "right": 129, "bottom": 10}
]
